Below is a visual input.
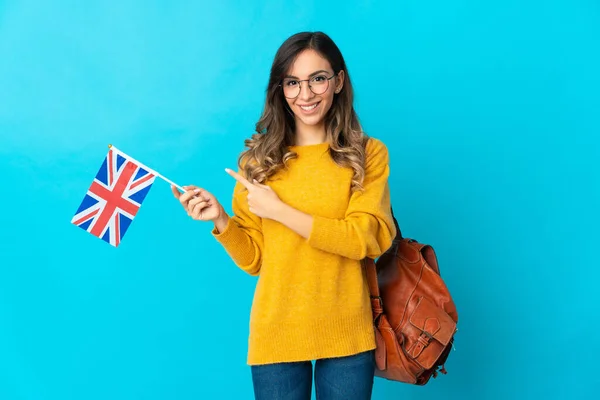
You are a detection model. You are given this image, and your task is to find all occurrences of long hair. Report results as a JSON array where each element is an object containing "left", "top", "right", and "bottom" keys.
[{"left": 239, "top": 31, "right": 368, "bottom": 192}]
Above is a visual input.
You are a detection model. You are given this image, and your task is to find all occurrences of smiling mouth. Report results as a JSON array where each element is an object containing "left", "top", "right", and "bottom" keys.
[{"left": 299, "top": 102, "right": 320, "bottom": 111}]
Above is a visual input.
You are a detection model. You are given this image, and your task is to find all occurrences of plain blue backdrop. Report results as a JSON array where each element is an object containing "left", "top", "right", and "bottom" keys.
[{"left": 1, "top": 1, "right": 598, "bottom": 399}]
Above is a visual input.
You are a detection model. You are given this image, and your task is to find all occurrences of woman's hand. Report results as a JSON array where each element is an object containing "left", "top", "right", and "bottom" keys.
[
  {"left": 225, "top": 168, "right": 313, "bottom": 238},
  {"left": 171, "top": 185, "right": 228, "bottom": 228},
  {"left": 225, "top": 169, "right": 284, "bottom": 220}
]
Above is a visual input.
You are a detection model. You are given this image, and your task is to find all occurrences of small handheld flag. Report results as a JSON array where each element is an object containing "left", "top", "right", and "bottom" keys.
[{"left": 71, "top": 145, "right": 183, "bottom": 247}]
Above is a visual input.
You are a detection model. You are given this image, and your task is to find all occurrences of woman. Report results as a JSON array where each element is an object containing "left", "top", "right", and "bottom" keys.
[{"left": 172, "top": 31, "right": 396, "bottom": 400}]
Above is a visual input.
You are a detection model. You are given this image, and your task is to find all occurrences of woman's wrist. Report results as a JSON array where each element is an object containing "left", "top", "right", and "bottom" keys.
[
  {"left": 273, "top": 202, "right": 313, "bottom": 239},
  {"left": 213, "top": 211, "right": 230, "bottom": 233}
]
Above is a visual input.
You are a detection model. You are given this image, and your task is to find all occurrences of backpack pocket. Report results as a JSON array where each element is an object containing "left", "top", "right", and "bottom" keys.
[{"left": 405, "top": 296, "right": 457, "bottom": 369}]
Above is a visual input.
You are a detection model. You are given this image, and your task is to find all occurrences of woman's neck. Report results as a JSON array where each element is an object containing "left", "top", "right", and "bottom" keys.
[{"left": 293, "top": 121, "right": 327, "bottom": 146}]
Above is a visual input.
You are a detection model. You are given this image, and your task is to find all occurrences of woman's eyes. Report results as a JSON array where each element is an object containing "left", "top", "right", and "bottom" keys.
[{"left": 284, "top": 76, "right": 327, "bottom": 86}]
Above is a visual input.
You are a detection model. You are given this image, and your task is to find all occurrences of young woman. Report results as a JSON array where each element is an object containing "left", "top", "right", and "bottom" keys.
[{"left": 172, "top": 31, "right": 396, "bottom": 400}]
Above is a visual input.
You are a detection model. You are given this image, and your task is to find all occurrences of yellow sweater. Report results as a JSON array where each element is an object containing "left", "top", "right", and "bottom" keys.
[{"left": 212, "top": 137, "right": 396, "bottom": 365}]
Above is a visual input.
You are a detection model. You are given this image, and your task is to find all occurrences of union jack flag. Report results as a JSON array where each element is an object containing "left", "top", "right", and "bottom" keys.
[{"left": 72, "top": 147, "right": 156, "bottom": 247}]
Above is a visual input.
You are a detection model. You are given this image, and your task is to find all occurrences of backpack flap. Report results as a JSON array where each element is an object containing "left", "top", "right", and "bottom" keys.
[{"left": 406, "top": 296, "right": 457, "bottom": 369}]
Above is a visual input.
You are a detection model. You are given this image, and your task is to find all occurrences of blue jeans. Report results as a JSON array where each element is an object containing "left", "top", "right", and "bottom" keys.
[{"left": 251, "top": 350, "right": 375, "bottom": 400}]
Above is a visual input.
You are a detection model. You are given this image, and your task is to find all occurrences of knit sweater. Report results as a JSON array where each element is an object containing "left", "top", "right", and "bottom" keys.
[{"left": 212, "top": 137, "right": 396, "bottom": 365}]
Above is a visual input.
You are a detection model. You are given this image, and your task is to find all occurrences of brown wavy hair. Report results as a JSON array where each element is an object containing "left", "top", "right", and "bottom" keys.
[{"left": 238, "top": 31, "right": 369, "bottom": 192}]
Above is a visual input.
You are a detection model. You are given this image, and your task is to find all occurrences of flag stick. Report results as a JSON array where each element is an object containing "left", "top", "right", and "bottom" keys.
[{"left": 108, "top": 144, "right": 186, "bottom": 192}]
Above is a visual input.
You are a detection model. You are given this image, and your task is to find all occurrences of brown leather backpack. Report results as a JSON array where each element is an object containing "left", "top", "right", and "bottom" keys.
[{"left": 364, "top": 210, "right": 458, "bottom": 385}]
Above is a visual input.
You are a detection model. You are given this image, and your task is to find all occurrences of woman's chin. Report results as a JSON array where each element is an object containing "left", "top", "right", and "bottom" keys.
[{"left": 295, "top": 113, "right": 324, "bottom": 127}]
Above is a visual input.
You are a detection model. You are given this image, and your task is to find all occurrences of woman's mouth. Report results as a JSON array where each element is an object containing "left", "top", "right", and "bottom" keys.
[{"left": 298, "top": 101, "right": 320, "bottom": 114}]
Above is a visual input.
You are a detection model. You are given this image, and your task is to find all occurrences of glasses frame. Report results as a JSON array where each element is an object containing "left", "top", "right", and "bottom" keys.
[{"left": 279, "top": 73, "right": 338, "bottom": 99}]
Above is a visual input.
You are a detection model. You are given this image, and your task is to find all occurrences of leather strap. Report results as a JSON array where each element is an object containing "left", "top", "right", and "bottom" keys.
[
  {"left": 365, "top": 258, "right": 381, "bottom": 298},
  {"left": 365, "top": 208, "right": 402, "bottom": 316},
  {"left": 391, "top": 206, "right": 402, "bottom": 240}
]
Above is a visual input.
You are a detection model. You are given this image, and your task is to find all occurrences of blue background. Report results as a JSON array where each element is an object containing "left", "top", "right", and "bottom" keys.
[{"left": 1, "top": 1, "right": 598, "bottom": 399}]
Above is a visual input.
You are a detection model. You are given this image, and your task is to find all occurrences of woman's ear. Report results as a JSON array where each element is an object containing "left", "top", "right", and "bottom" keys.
[{"left": 335, "top": 70, "right": 345, "bottom": 93}]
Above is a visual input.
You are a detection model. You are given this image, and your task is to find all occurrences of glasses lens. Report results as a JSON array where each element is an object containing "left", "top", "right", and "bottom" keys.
[
  {"left": 309, "top": 75, "right": 330, "bottom": 95},
  {"left": 282, "top": 79, "right": 300, "bottom": 98}
]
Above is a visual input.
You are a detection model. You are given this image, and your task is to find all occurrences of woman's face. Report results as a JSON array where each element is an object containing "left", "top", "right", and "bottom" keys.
[{"left": 282, "top": 49, "right": 344, "bottom": 129}]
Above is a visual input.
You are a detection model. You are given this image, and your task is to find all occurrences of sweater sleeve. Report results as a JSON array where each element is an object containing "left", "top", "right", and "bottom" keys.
[
  {"left": 212, "top": 175, "right": 263, "bottom": 276},
  {"left": 307, "top": 138, "right": 396, "bottom": 260}
]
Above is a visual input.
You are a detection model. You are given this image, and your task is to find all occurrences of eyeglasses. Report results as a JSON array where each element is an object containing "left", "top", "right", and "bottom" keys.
[{"left": 280, "top": 73, "right": 337, "bottom": 99}]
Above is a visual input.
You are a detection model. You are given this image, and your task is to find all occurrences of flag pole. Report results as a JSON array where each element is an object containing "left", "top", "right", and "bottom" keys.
[{"left": 108, "top": 144, "right": 186, "bottom": 192}]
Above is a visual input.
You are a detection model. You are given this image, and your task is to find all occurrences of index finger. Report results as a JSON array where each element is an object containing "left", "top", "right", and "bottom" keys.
[
  {"left": 225, "top": 168, "right": 254, "bottom": 190},
  {"left": 179, "top": 188, "right": 200, "bottom": 203}
]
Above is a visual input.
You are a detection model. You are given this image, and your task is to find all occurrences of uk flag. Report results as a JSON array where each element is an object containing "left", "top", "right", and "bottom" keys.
[{"left": 72, "top": 148, "right": 156, "bottom": 247}]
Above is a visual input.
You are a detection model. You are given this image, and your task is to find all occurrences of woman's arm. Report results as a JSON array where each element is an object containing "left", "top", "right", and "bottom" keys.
[{"left": 279, "top": 139, "right": 395, "bottom": 260}]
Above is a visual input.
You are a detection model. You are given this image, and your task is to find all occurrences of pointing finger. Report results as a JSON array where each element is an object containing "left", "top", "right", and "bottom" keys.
[{"left": 225, "top": 168, "right": 254, "bottom": 190}]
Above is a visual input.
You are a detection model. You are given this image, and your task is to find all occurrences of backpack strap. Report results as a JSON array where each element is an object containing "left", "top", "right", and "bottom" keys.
[
  {"left": 391, "top": 206, "right": 402, "bottom": 240},
  {"left": 365, "top": 257, "right": 384, "bottom": 324},
  {"left": 365, "top": 206, "right": 402, "bottom": 322}
]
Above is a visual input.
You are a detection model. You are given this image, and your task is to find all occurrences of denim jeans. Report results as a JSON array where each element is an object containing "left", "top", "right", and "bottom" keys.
[{"left": 251, "top": 350, "right": 375, "bottom": 400}]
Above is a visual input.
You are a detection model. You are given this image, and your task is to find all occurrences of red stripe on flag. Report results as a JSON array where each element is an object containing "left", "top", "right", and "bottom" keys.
[
  {"left": 89, "top": 161, "right": 139, "bottom": 237},
  {"left": 108, "top": 150, "right": 114, "bottom": 186},
  {"left": 129, "top": 171, "right": 154, "bottom": 190},
  {"left": 114, "top": 213, "right": 120, "bottom": 247},
  {"left": 73, "top": 208, "right": 99, "bottom": 226}
]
